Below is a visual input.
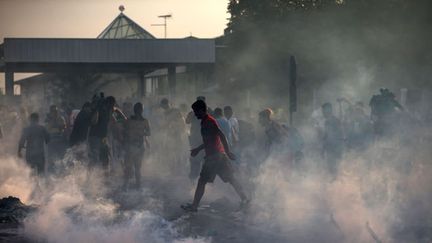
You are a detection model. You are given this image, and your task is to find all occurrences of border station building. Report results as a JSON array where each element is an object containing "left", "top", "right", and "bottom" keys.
[{"left": 0, "top": 8, "right": 216, "bottom": 110}]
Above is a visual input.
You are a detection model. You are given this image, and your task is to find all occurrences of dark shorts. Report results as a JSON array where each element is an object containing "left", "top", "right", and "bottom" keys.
[
  {"left": 200, "top": 153, "right": 234, "bottom": 183},
  {"left": 26, "top": 154, "right": 45, "bottom": 175}
]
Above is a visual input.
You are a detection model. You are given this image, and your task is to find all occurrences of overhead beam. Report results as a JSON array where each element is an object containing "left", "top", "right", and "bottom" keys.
[{"left": 4, "top": 38, "right": 215, "bottom": 65}]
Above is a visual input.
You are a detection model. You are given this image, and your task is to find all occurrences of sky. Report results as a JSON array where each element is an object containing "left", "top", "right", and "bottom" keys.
[{"left": 0, "top": 0, "right": 230, "bottom": 91}]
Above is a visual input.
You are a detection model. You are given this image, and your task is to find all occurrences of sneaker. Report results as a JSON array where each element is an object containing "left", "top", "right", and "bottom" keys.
[{"left": 181, "top": 203, "right": 198, "bottom": 212}]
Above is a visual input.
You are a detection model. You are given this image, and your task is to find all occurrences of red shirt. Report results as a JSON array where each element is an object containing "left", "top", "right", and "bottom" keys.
[{"left": 201, "top": 114, "right": 225, "bottom": 155}]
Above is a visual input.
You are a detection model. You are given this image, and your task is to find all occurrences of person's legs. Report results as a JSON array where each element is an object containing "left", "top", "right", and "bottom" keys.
[
  {"left": 189, "top": 155, "right": 202, "bottom": 180},
  {"left": 123, "top": 152, "right": 132, "bottom": 188},
  {"left": 88, "top": 136, "right": 100, "bottom": 168},
  {"left": 36, "top": 159, "right": 45, "bottom": 176},
  {"left": 191, "top": 177, "right": 207, "bottom": 208},
  {"left": 27, "top": 154, "right": 46, "bottom": 176},
  {"left": 183, "top": 157, "right": 216, "bottom": 211},
  {"left": 134, "top": 149, "right": 144, "bottom": 187},
  {"left": 327, "top": 150, "right": 341, "bottom": 181},
  {"left": 218, "top": 154, "right": 248, "bottom": 202},
  {"left": 46, "top": 135, "right": 68, "bottom": 174},
  {"left": 100, "top": 138, "right": 110, "bottom": 170},
  {"left": 229, "top": 177, "right": 248, "bottom": 201}
]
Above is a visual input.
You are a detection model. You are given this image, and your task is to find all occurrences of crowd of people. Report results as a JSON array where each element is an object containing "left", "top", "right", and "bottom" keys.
[{"left": 0, "top": 87, "right": 419, "bottom": 211}]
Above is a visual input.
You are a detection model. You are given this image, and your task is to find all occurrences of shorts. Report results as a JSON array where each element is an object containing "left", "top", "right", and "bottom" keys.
[
  {"left": 199, "top": 153, "right": 234, "bottom": 183},
  {"left": 26, "top": 154, "right": 45, "bottom": 175}
]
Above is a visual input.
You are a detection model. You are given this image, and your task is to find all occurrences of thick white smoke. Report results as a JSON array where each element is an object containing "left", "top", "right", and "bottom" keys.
[
  {"left": 246, "top": 120, "right": 432, "bottom": 243},
  {"left": 0, "top": 156, "right": 34, "bottom": 203},
  {"left": 0, "top": 151, "right": 209, "bottom": 243}
]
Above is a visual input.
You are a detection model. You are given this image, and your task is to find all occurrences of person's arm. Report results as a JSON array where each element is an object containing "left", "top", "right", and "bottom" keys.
[
  {"left": 393, "top": 99, "right": 404, "bottom": 111},
  {"left": 59, "top": 116, "right": 67, "bottom": 130},
  {"left": 91, "top": 111, "right": 99, "bottom": 125},
  {"left": 179, "top": 112, "right": 187, "bottom": 131},
  {"left": 263, "top": 138, "right": 271, "bottom": 160},
  {"left": 230, "top": 125, "right": 237, "bottom": 145},
  {"left": 144, "top": 137, "right": 150, "bottom": 149},
  {"left": 121, "top": 120, "right": 129, "bottom": 144},
  {"left": 144, "top": 119, "right": 151, "bottom": 136},
  {"left": 191, "top": 144, "right": 204, "bottom": 157},
  {"left": 139, "top": 119, "right": 151, "bottom": 148},
  {"left": 44, "top": 128, "right": 50, "bottom": 144},
  {"left": 232, "top": 119, "right": 239, "bottom": 143},
  {"left": 185, "top": 111, "right": 194, "bottom": 124}
]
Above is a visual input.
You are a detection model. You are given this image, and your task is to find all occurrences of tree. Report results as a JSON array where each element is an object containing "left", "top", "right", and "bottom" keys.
[{"left": 219, "top": 0, "right": 432, "bottom": 106}]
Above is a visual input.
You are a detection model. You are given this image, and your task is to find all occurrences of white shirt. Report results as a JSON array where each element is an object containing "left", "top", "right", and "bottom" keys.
[{"left": 228, "top": 117, "right": 239, "bottom": 143}]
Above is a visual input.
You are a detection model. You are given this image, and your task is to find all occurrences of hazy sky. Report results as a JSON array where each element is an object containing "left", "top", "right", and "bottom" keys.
[{"left": 0, "top": 0, "right": 230, "bottom": 89}]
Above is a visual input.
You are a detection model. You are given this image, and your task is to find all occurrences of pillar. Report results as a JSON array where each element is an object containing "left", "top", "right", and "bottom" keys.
[
  {"left": 138, "top": 72, "right": 146, "bottom": 98},
  {"left": 5, "top": 71, "right": 14, "bottom": 96},
  {"left": 168, "top": 65, "right": 176, "bottom": 99}
]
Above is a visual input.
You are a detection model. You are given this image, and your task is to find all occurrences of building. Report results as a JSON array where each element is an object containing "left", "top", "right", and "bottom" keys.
[{"left": 1, "top": 8, "right": 216, "bottom": 110}]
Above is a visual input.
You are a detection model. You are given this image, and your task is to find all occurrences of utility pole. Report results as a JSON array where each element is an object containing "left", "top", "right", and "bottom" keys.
[{"left": 152, "top": 14, "right": 172, "bottom": 38}]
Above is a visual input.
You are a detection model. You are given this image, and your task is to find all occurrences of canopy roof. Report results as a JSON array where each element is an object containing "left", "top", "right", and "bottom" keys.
[{"left": 97, "top": 13, "right": 155, "bottom": 39}]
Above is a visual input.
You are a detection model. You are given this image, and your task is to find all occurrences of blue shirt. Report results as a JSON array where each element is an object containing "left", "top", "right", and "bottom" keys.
[{"left": 216, "top": 117, "right": 232, "bottom": 146}]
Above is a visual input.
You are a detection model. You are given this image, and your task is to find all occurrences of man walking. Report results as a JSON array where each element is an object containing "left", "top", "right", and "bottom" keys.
[
  {"left": 186, "top": 96, "right": 210, "bottom": 180},
  {"left": 224, "top": 106, "right": 239, "bottom": 146},
  {"left": 69, "top": 102, "right": 92, "bottom": 147},
  {"left": 181, "top": 100, "right": 249, "bottom": 212},
  {"left": 45, "top": 105, "right": 67, "bottom": 172},
  {"left": 18, "top": 113, "right": 50, "bottom": 175},
  {"left": 88, "top": 96, "right": 116, "bottom": 171},
  {"left": 123, "top": 103, "right": 151, "bottom": 188},
  {"left": 321, "top": 103, "right": 344, "bottom": 181}
]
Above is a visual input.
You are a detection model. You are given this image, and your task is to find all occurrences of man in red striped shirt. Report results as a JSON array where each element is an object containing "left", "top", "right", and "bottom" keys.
[{"left": 181, "top": 100, "right": 249, "bottom": 212}]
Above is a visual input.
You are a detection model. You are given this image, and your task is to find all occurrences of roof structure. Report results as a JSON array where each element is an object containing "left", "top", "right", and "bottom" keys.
[
  {"left": 4, "top": 8, "right": 215, "bottom": 94},
  {"left": 97, "top": 12, "right": 155, "bottom": 39},
  {"left": 4, "top": 39, "right": 215, "bottom": 68}
]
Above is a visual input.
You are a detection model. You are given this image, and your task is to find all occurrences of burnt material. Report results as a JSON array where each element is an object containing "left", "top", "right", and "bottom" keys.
[{"left": 0, "top": 197, "right": 36, "bottom": 226}]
